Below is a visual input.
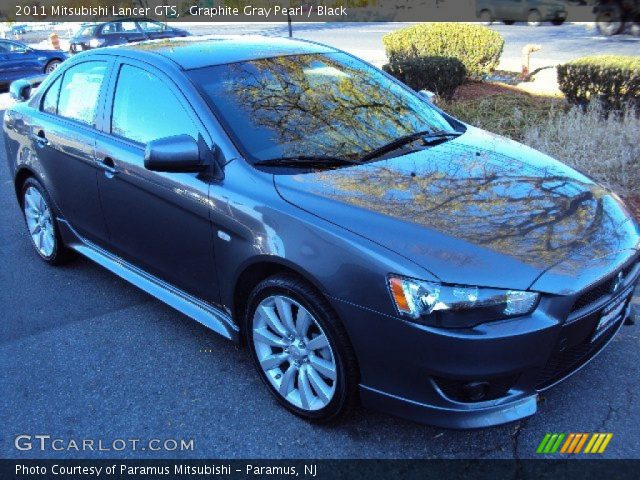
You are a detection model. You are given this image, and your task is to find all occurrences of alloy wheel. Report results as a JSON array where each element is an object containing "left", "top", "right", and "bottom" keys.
[
  {"left": 45, "top": 60, "right": 61, "bottom": 74},
  {"left": 252, "top": 295, "right": 337, "bottom": 411},
  {"left": 24, "top": 186, "right": 56, "bottom": 258}
]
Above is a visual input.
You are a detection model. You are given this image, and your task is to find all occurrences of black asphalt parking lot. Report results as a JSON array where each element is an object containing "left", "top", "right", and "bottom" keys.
[{"left": 1, "top": 116, "right": 639, "bottom": 460}]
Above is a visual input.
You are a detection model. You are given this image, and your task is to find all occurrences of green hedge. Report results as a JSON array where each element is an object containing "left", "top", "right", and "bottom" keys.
[
  {"left": 382, "top": 23, "right": 504, "bottom": 79},
  {"left": 557, "top": 56, "right": 640, "bottom": 109},
  {"left": 383, "top": 57, "right": 466, "bottom": 100}
]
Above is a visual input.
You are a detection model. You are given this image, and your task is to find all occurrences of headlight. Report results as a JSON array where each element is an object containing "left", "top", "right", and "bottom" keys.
[
  {"left": 88, "top": 38, "right": 105, "bottom": 48},
  {"left": 388, "top": 276, "right": 539, "bottom": 328}
]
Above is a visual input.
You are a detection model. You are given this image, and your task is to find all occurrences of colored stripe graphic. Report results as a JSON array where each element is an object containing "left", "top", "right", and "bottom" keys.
[
  {"left": 538, "top": 433, "right": 565, "bottom": 453},
  {"left": 538, "top": 433, "right": 612, "bottom": 454},
  {"left": 585, "top": 433, "right": 613, "bottom": 454}
]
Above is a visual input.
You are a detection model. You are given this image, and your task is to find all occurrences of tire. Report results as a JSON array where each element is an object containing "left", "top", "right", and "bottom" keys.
[
  {"left": 551, "top": 18, "right": 565, "bottom": 26},
  {"left": 503, "top": 20, "right": 515, "bottom": 25},
  {"left": 596, "top": 6, "right": 625, "bottom": 36},
  {"left": 44, "top": 59, "right": 62, "bottom": 74},
  {"left": 478, "top": 10, "right": 492, "bottom": 25},
  {"left": 244, "top": 274, "right": 359, "bottom": 423},
  {"left": 527, "top": 10, "right": 542, "bottom": 26},
  {"left": 20, "top": 177, "right": 74, "bottom": 265},
  {"left": 630, "top": 20, "right": 640, "bottom": 37}
]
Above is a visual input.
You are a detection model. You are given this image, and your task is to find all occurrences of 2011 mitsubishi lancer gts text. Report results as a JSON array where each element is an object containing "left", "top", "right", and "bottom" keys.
[{"left": 3, "top": 36, "right": 639, "bottom": 429}]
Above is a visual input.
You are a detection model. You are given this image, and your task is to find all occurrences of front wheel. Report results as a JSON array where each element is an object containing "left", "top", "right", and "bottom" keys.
[
  {"left": 551, "top": 18, "right": 565, "bottom": 26},
  {"left": 478, "top": 10, "right": 493, "bottom": 25},
  {"left": 245, "top": 275, "right": 359, "bottom": 422},
  {"left": 527, "top": 10, "right": 542, "bottom": 26},
  {"left": 44, "top": 59, "right": 61, "bottom": 74}
]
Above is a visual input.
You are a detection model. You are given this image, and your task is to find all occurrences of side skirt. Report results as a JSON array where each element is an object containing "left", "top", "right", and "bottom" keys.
[{"left": 57, "top": 219, "right": 239, "bottom": 343}]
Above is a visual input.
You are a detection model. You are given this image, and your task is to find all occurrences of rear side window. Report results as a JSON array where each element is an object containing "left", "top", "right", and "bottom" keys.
[
  {"left": 57, "top": 61, "right": 107, "bottom": 126},
  {"left": 42, "top": 75, "right": 62, "bottom": 114},
  {"left": 111, "top": 64, "right": 198, "bottom": 145}
]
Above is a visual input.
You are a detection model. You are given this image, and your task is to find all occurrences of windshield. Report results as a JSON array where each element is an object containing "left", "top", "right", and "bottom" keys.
[{"left": 188, "top": 52, "right": 458, "bottom": 164}]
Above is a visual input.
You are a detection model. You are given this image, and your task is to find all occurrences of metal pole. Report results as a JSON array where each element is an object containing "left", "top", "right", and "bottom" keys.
[{"left": 287, "top": 13, "right": 292, "bottom": 37}]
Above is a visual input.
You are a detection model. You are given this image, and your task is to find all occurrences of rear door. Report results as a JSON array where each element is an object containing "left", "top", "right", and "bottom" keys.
[
  {"left": 28, "top": 59, "right": 113, "bottom": 244},
  {"left": 94, "top": 59, "right": 219, "bottom": 303}
]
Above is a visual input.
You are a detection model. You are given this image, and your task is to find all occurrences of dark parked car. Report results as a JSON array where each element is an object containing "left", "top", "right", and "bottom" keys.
[
  {"left": 3, "top": 37, "right": 639, "bottom": 428},
  {"left": 69, "top": 19, "right": 189, "bottom": 53},
  {"left": 477, "top": 0, "right": 568, "bottom": 25},
  {"left": 0, "top": 39, "right": 67, "bottom": 90}
]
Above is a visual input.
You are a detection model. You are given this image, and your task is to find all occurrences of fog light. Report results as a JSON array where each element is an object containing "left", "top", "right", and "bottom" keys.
[{"left": 461, "top": 381, "right": 489, "bottom": 402}]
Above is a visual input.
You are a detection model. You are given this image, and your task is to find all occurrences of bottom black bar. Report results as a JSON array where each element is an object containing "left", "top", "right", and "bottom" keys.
[{"left": 2, "top": 459, "right": 639, "bottom": 480}]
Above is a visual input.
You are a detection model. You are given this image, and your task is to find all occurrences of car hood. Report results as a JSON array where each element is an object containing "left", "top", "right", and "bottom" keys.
[{"left": 274, "top": 127, "right": 640, "bottom": 294}]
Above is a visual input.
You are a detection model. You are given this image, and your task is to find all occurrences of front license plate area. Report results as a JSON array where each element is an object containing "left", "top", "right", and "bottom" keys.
[{"left": 591, "top": 286, "right": 633, "bottom": 343}]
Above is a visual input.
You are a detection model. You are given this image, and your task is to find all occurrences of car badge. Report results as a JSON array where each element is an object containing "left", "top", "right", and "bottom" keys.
[{"left": 611, "top": 271, "right": 624, "bottom": 293}]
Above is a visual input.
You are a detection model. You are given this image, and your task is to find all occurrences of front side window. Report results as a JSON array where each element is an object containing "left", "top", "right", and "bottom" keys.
[
  {"left": 111, "top": 64, "right": 198, "bottom": 145},
  {"left": 188, "top": 52, "right": 456, "bottom": 163},
  {"left": 57, "top": 62, "right": 107, "bottom": 126},
  {"left": 1, "top": 41, "right": 27, "bottom": 53},
  {"left": 137, "top": 21, "right": 168, "bottom": 33},
  {"left": 42, "top": 75, "right": 62, "bottom": 114}
]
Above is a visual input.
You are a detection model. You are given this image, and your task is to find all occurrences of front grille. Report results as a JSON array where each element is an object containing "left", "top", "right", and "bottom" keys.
[
  {"left": 535, "top": 287, "right": 634, "bottom": 390},
  {"left": 570, "top": 260, "right": 638, "bottom": 314}
]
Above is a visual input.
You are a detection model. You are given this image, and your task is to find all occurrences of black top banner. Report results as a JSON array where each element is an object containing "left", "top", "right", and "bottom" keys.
[{"left": 0, "top": 1, "right": 608, "bottom": 23}]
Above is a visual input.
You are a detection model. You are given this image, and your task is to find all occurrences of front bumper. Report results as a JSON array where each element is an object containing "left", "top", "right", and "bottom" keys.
[{"left": 331, "top": 258, "right": 639, "bottom": 429}]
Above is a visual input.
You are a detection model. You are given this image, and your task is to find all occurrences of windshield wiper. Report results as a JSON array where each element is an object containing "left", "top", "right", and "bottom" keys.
[
  {"left": 360, "top": 130, "right": 462, "bottom": 163},
  {"left": 254, "top": 155, "right": 360, "bottom": 169}
]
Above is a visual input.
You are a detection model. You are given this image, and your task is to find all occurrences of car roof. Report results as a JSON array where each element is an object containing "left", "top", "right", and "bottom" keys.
[{"left": 101, "top": 35, "right": 337, "bottom": 70}]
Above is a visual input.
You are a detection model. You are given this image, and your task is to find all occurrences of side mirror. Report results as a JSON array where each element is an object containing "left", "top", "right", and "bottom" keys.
[
  {"left": 9, "top": 75, "right": 46, "bottom": 102},
  {"left": 418, "top": 89, "right": 438, "bottom": 105},
  {"left": 9, "top": 79, "right": 33, "bottom": 102},
  {"left": 144, "top": 134, "right": 205, "bottom": 173}
]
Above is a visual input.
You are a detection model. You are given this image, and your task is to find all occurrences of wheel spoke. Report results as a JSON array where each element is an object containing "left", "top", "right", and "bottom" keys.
[
  {"left": 42, "top": 232, "right": 54, "bottom": 255},
  {"left": 295, "top": 308, "right": 312, "bottom": 337},
  {"left": 260, "top": 305, "right": 289, "bottom": 337},
  {"left": 275, "top": 297, "right": 296, "bottom": 334},
  {"left": 309, "top": 354, "right": 336, "bottom": 381},
  {"left": 298, "top": 366, "right": 314, "bottom": 409},
  {"left": 254, "top": 327, "right": 287, "bottom": 347},
  {"left": 306, "top": 334, "right": 329, "bottom": 351},
  {"left": 259, "top": 352, "right": 288, "bottom": 370},
  {"left": 279, "top": 364, "right": 298, "bottom": 396},
  {"left": 307, "top": 366, "right": 332, "bottom": 403}
]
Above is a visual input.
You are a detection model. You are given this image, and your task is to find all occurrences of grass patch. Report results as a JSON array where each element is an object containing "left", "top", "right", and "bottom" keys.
[{"left": 442, "top": 89, "right": 561, "bottom": 142}]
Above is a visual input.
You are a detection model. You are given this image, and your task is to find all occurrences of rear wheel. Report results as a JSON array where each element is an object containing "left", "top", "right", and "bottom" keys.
[
  {"left": 596, "top": 5, "right": 625, "bottom": 36},
  {"left": 503, "top": 20, "right": 515, "bottom": 25},
  {"left": 245, "top": 274, "right": 358, "bottom": 422},
  {"left": 527, "top": 10, "right": 542, "bottom": 26},
  {"left": 551, "top": 18, "right": 565, "bottom": 26},
  {"left": 21, "top": 177, "right": 73, "bottom": 265}
]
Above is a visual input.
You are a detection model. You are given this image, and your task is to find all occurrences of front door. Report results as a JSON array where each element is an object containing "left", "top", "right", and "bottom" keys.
[{"left": 94, "top": 60, "right": 219, "bottom": 303}]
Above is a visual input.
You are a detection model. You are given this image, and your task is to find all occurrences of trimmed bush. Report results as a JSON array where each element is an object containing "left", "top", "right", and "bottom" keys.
[
  {"left": 557, "top": 55, "right": 640, "bottom": 110},
  {"left": 383, "top": 57, "right": 466, "bottom": 100},
  {"left": 382, "top": 23, "right": 504, "bottom": 79}
]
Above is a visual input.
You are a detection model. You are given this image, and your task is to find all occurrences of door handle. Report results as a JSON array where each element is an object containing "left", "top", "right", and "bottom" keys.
[
  {"left": 31, "top": 130, "right": 48, "bottom": 146},
  {"left": 98, "top": 157, "right": 119, "bottom": 177}
]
